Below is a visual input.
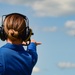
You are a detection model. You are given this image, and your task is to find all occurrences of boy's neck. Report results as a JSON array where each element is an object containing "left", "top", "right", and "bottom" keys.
[{"left": 6, "top": 38, "right": 22, "bottom": 45}]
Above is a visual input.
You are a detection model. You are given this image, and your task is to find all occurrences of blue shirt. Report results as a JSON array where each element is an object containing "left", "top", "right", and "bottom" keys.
[{"left": 0, "top": 42, "right": 38, "bottom": 75}]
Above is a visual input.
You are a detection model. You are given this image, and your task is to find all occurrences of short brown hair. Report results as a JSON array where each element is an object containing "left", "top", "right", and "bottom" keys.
[{"left": 4, "top": 14, "right": 26, "bottom": 41}]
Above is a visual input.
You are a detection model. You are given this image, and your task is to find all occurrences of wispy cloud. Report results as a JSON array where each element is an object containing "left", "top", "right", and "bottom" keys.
[
  {"left": 66, "top": 30, "right": 75, "bottom": 36},
  {"left": 31, "top": 26, "right": 57, "bottom": 32},
  {"left": 42, "top": 26, "right": 57, "bottom": 32},
  {"left": 58, "top": 62, "right": 75, "bottom": 68},
  {"left": 65, "top": 21, "right": 75, "bottom": 29},
  {"left": 65, "top": 20, "right": 75, "bottom": 36},
  {"left": 0, "top": 0, "right": 75, "bottom": 17},
  {"left": 32, "top": 67, "right": 40, "bottom": 73}
]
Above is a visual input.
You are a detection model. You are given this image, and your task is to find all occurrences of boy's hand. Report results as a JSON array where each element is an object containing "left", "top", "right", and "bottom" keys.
[
  {"left": 31, "top": 39, "right": 41, "bottom": 45},
  {"left": 22, "top": 39, "right": 41, "bottom": 46}
]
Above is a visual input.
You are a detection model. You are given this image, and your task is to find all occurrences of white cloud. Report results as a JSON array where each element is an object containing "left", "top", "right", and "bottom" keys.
[
  {"left": 42, "top": 26, "right": 57, "bottom": 32},
  {"left": 32, "top": 67, "right": 40, "bottom": 73},
  {"left": 65, "top": 20, "right": 75, "bottom": 36},
  {"left": 31, "top": 25, "right": 57, "bottom": 32},
  {"left": 65, "top": 21, "right": 75, "bottom": 29},
  {"left": 66, "top": 30, "right": 75, "bottom": 36},
  {"left": 58, "top": 62, "right": 75, "bottom": 68},
  {"left": 0, "top": 0, "right": 75, "bottom": 17}
]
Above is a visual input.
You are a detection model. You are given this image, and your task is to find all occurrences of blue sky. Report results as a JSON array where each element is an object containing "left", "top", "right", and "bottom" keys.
[{"left": 0, "top": 0, "right": 75, "bottom": 75}]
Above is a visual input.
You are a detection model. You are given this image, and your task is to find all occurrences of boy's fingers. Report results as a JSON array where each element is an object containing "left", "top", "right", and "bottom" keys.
[{"left": 36, "top": 42, "right": 42, "bottom": 45}]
